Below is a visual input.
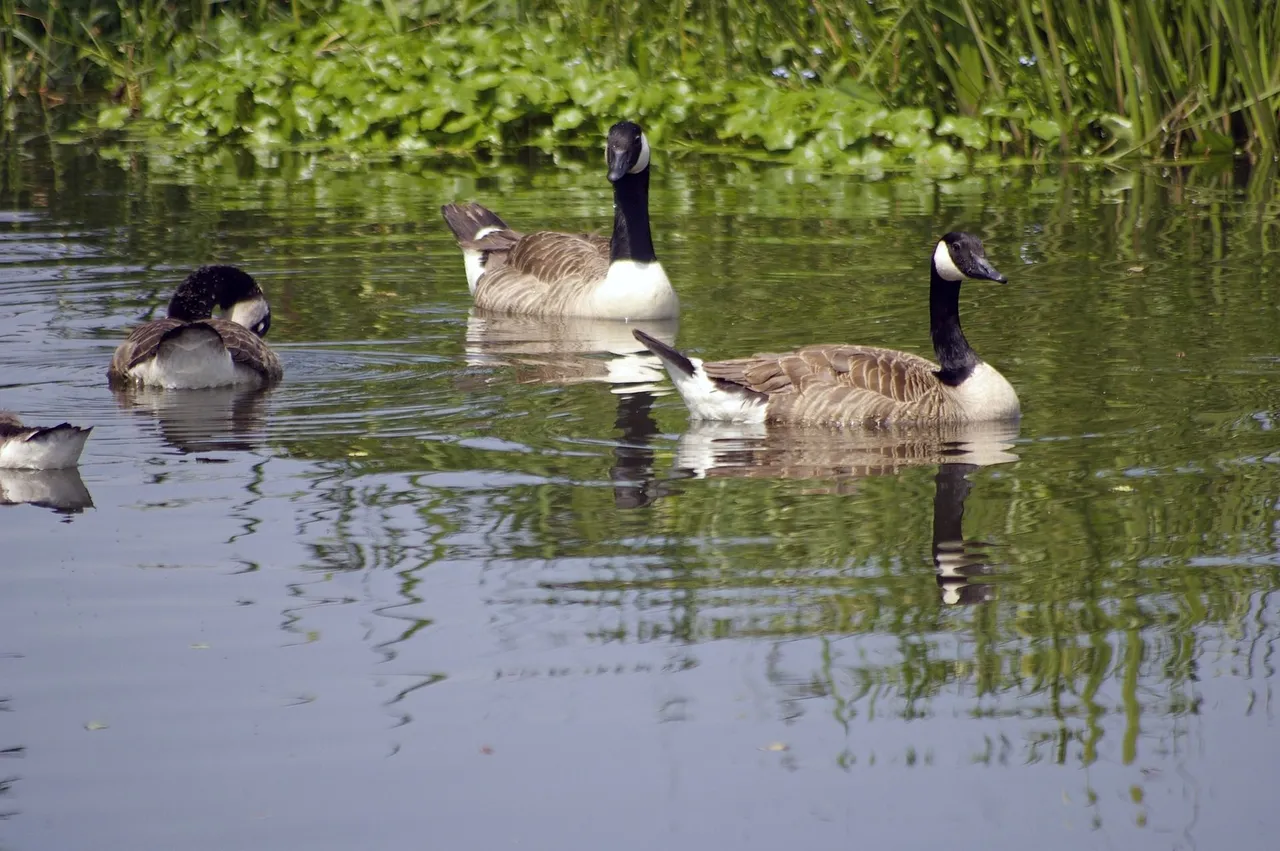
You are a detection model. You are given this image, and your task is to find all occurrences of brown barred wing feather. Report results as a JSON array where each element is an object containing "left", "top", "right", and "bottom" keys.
[
  {"left": 108, "top": 318, "right": 185, "bottom": 383},
  {"left": 202, "top": 319, "right": 283, "bottom": 383},
  {"left": 474, "top": 231, "right": 612, "bottom": 316},
  {"left": 703, "top": 345, "right": 945, "bottom": 426}
]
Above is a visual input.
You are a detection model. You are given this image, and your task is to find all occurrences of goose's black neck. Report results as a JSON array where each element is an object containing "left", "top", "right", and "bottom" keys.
[
  {"left": 167, "top": 266, "right": 259, "bottom": 322},
  {"left": 610, "top": 168, "right": 657, "bottom": 264},
  {"left": 930, "top": 266, "right": 980, "bottom": 386},
  {"left": 168, "top": 281, "right": 218, "bottom": 322}
]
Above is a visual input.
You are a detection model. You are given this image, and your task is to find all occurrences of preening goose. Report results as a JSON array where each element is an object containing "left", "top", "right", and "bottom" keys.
[
  {"left": 0, "top": 412, "right": 92, "bottom": 469},
  {"left": 440, "top": 120, "right": 678, "bottom": 320},
  {"left": 634, "top": 232, "right": 1019, "bottom": 427},
  {"left": 108, "top": 265, "right": 283, "bottom": 390}
]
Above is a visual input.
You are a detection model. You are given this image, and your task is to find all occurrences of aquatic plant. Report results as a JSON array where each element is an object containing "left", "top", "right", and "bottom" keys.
[{"left": 5, "top": 1, "right": 1280, "bottom": 162}]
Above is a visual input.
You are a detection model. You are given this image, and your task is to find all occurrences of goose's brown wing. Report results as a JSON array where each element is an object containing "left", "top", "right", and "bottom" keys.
[
  {"left": 703, "top": 345, "right": 942, "bottom": 424},
  {"left": 201, "top": 319, "right": 283, "bottom": 381},
  {"left": 109, "top": 318, "right": 186, "bottom": 379},
  {"left": 474, "top": 231, "right": 611, "bottom": 315}
]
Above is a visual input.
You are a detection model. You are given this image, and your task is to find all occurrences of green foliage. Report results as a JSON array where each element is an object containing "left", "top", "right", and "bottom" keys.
[{"left": 7, "top": 0, "right": 1280, "bottom": 162}]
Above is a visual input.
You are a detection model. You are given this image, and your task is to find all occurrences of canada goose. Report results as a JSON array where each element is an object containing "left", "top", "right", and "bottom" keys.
[
  {"left": 108, "top": 265, "right": 283, "bottom": 389},
  {"left": 634, "top": 232, "right": 1019, "bottom": 427},
  {"left": 0, "top": 412, "right": 92, "bottom": 469},
  {"left": 441, "top": 120, "right": 678, "bottom": 320}
]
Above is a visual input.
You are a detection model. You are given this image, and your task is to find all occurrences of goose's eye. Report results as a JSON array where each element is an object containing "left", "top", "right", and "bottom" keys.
[{"left": 254, "top": 314, "right": 271, "bottom": 337}]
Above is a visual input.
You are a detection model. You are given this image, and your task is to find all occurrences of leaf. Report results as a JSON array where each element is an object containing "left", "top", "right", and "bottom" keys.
[
  {"left": 1195, "top": 129, "right": 1235, "bottom": 154},
  {"left": 936, "top": 115, "right": 988, "bottom": 149},
  {"left": 553, "top": 107, "right": 585, "bottom": 131},
  {"left": 1098, "top": 113, "right": 1134, "bottom": 142},
  {"left": 1027, "top": 118, "right": 1062, "bottom": 142},
  {"left": 97, "top": 106, "right": 131, "bottom": 130},
  {"left": 441, "top": 114, "right": 480, "bottom": 134}
]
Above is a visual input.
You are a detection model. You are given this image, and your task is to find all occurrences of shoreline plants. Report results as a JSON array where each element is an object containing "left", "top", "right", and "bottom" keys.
[{"left": 4, "top": 0, "right": 1280, "bottom": 165}]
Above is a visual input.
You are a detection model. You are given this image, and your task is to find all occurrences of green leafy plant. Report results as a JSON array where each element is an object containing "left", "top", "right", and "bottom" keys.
[{"left": 6, "top": 0, "right": 1280, "bottom": 164}]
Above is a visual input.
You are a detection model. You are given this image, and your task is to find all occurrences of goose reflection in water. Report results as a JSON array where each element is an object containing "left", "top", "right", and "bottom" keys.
[
  {"left": 112, "top": 385, "right": 272, "bottom": 454},
  {"left": 670, "top": 420, "right": 1019, "bottom": 605},
  {"left": 463, "top": 310, "right": 677, "bottom": 393},
  {"left": 0, "top": 467, "right": 93, "bottom": 515},
  {"left": 463, "top": 310, "right": 678, "bottom": 508}
]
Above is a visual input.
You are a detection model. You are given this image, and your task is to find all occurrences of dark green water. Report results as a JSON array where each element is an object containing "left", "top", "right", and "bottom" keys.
[{"left": 2, "top": 141, "right": 1279, "bottom": 849}]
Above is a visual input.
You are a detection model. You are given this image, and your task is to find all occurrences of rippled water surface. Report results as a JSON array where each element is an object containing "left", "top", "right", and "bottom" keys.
[{"left": 2, "top": 141, "right": 1280, "bottom": 849}]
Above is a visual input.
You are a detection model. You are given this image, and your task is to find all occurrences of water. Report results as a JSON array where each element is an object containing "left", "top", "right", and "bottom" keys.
[{"left": 2, "top": 141, "right": 1280, "bottom": 849}]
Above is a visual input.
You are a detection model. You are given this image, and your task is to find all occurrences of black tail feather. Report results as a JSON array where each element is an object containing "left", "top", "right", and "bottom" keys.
[
  {"left": 632, "top": 329, "right": 696, "bottom": 379},
  {"left": 29, "top": 423, "right": 92, "bottom": 443},
  {"left": 441, "top": 202, "right": 510, "bottom": 243}
]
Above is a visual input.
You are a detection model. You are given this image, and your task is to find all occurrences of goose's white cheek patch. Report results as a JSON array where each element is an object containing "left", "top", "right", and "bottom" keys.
[
  {"left": 629, "top": 133, "right": 651, "bottom": 174},
  {"left": 933, "top": 241, "right": 964, "bottom": 281}
]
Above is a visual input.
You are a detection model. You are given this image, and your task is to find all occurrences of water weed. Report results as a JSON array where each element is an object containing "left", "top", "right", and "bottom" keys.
[{"left": 5, "top": 0, "right": 1280, "bottom": 164}]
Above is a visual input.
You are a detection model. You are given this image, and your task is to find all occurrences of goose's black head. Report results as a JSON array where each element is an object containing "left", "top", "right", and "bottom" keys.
[
  {"left": 606, "top": 120, "right": 651, "bottom": 184},
  {"left": 168, "top": 265, "right": 273, "bottom": 338},
  {"left": 933, "top": 232, "right": 1006, "bottom": 284}
]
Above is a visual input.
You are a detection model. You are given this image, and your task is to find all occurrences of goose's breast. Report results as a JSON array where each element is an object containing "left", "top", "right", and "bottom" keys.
[
  {"left": 948, "top": 362, "right": 1020, "bottom": 421},
  {"left": 587, "top": 261, "right": 678, "bottom": 320}
]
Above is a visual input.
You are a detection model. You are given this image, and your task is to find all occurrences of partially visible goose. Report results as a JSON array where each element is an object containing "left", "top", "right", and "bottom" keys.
[
  {"left": 440, "top": 120, "right": 678, "bottom": 320},
  {"left": 634, "top": 232, "right": 1019, "bottom": 427},
  {"left": 0, "top": 412, "right": 92, "bottom": 469},
  {"left": 108, "top": 265, "right": 283, "bottom": 389}
]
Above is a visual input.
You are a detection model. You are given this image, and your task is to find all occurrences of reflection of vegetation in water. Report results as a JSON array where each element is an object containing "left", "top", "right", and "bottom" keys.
[{"left": 6, "top": 141, "right": 1280, "bottom": 797}]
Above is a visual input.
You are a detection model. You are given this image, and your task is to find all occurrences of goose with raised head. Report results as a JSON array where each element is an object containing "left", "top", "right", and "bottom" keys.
[
  {"left": 633, "top": 232, "right": 1019, "bottom": 427},
  {"left": 108, "top": 265, "right": 283, "bottom": 390},
  {"left": 0, "top": 412, "right": 92, "bottom": 469},
  {"left": 440, "top": 120, "right": 678, "bottom": 320}
]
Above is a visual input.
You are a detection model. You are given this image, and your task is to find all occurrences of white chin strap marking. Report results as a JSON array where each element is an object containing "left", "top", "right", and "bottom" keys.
[
  {"left": 629, "top": 133, "right": 651, "bottom": 174},
  {"left": 933, "top": 241, "right": 965, "bottom": 281},
  {"left": 225, "top": 297, "right": 269, "bottom": 330}
]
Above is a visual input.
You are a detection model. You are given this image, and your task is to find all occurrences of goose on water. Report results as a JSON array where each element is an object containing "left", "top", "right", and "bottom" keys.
[
  {"left": 108, "top": 265, "right": 283, "bottom": 390},
  {"left": 633, "top": 232, "right": 1019, "bottom": 427},
  {"left": 441, "top": 120, "right": 678, "bottom": 321}
]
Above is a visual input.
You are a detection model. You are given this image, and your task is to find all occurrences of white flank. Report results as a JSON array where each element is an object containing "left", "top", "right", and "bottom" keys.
[
  {"left": 223, "top": 296, "right": 269, "bottom": 330},
  {"left": 589, "top": 260, "right": 679, "bottom": 320},
  {"left": 463, "top": 225, "right": 503, "bottom": 294},
  {"left": 933, "top": 240, "right": 964, "bottom": 281},
  {"left": 948, "top": 362, "right": 1021, "bottom": 421},
  {"left": 129, "top": 327, "right": 261, "bottom": 390},
  {"left": 665, "top": 356, "right": 767, "bottom": 424},
  {"left": 0, "top": 428, "right": 90, "bottom": 470}
]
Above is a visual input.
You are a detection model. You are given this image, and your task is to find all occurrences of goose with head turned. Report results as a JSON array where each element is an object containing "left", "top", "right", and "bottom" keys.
[
  {"left": 108, "top": 265, "right": 283, "bottom": 390},
  {"left": 441, "top": 120, "right": 678, "bottom": 320},
  {"left": 633, "top": 232, "right": 1019, "bottom": 427}
]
